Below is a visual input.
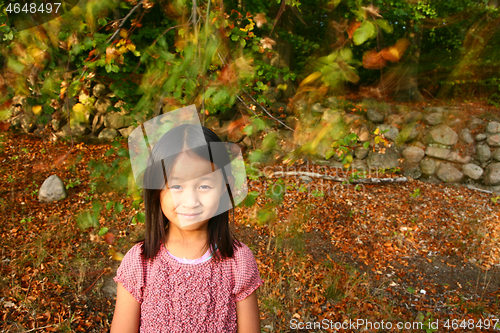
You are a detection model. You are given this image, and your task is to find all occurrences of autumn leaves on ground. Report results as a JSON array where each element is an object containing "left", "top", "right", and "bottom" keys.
[{"left": 1, "top": 130, "right": 500, "bottom": 332}]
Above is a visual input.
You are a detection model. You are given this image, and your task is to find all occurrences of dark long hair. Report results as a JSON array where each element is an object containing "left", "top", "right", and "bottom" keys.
[{"left": 139, "top": 123, "right": 241, "bottom": 261}]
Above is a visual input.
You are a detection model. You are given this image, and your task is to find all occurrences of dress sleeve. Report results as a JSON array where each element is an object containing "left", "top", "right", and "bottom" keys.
[
  {"left": 113, "top": 243, "right": 145, "bottom": 304},
  {"left": 232, "top": 244, "right": 263, "bottom": 302}
]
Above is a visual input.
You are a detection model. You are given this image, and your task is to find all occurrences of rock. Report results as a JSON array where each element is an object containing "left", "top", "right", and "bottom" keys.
[
  {"left": 312, "top": 103, "right": 325, "bottom": 113},
  {"left": 425, "top": 146, "right": 451, "bottom": 160},
  {"left": 366, "top": 148, "right": 400, "bottom": 170},
  {"left": 486, "top": 134, "right": 500, "bottom": 147},
  {"left": 419, "top": 174, "right": 441, "bottom": 184},
  {"left": 91, "top": 113, "right": 105, "bottom": 134},
  {"left": 459, "top": 129, "right": 474, "bottom": 144},
  {"left": 462, "top": 163, "right": 483, "bottom": 180},
  {"left": 351, "top": 159, "right": 368, "bottom": 172},
  {"left": 367, "top": 109, "right": 384, "bottom": 123},
  {"left": 39, "top": 175, "right": 67, "bottom": 203},
  {"left": 299, "top": 175, "right": 313, "bottom": 184},
  {"left": 492, "top": 149, "right": 500, "bottom": 162},
  {"left": 436, "top": 163, "right": 463, "bottom": 183},
  {"left": 98, "top": 128, "right": 119, "bottom": 140},
  {"left": 396, "top": 123, "right": 419, "bottom": 144},
  {"left": 420, "top": 157, "right": 436, "bottom": 175},
  {"left": 426, "top": 125, "right": 458, "bottom": 146},
  {"left": 119, "top": 126, "right": 135, "bottom": 138},
  {"left": 423, "top": 112, "right": 444, "bottom": 126},
  {"left": 424, "top": 106, "right": 445, "bottom": 113},
  {"left": 104, "top": 113, "right": 133, "bottom": 130},
  {"left": 468, "top": 117, "right": 485, "bottom": 130},
  {"left": 133, "top": 112, "right": 148, "bottom": 125},
  {"left": 353, "top": 124, "right": 369, "bottom": 141},
  {"left": 447, "top": 151, "right": 471, "bottom": 164},
  {"left": 61, "top": 123, "right": 89, "bottom": 137},
  {"left": 402, "top": 146, "right": 425, "bottom": 163},
  {"left": 322, "top": 109, "right": 343, "bottom": 123},
  {"left": 402, "top": 161, "right": 422, "bottom": 179},
  {"left": 404, "top": 111, "right": 423, "bottom": 124},
  {"left": 343, "top": 114, "right": 361, "bottom": 125},
  {"left": 19, "top": 114, "right": 36, "bottom": 133},
  {"left": 293, "top": 99, "right": 308, "bottom": 113},
  {"left": 93, "top": 83, "right": 108, "bottom": 98},
  {"left": 325, "top": 97, "right": 339, "bottom": 109},
  {"left": 475, "top": 133, "right": 487, "bottom": 141},
  {"left": 354, "top": 147, "right": 369, "bottom": 160},
  {"left": 486, "top": 121, "right": 500, "bottom": 134},
  {"left": 387, "top": 114, "right": 403, "bottom": 127},
  {"left": 95, "top": 97, "right": 112, "bottom": 114},
  {"left": 378, "top": 124, "right": 399, "bottom": 142},
  {"left": 413, "top": 141, "right": 426, "bottom": 149},
  {"left": 476, "top": 144, "right": 491, "bottom": 163},
  {"left": 483, "top": 163, "right": 500, "bottom": 185}
]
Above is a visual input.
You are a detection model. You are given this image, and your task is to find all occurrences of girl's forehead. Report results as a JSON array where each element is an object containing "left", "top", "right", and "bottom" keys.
[{"left": 168, "top": 153, "right": 222, "bottom": 181}]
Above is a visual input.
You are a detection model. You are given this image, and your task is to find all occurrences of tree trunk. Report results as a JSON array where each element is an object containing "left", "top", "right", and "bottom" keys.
[{"left": 393, "top": 24, "right": 424, "bottom": 102}]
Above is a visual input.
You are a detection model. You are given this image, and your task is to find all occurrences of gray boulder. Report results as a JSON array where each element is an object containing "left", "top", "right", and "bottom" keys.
[
  {"left": 93, "top": 83, "right": 108, "bottom": 98},
  {"left": 468, "top": 117, "right": 485, "bottom": 130},
  {"left": 459, "top": 129, "right": 474, "bottom": 144},
  {"left": 485, "top": 121, "right": 500, "bottom": 134},
  {"left": 354, "top": 147, "right": 369, "bottom": 160},
  {"left": 483, "top": 163, "right": 500, "bottom": 185},
  {"left": 98, "top": 128, "right": 119, "bottom": 140},
  {"left": 423, "top": 112, "right": 444, "bottom": 126},
  {"left": 95, "top": 97, "right": 112, "bottom": 114},
  {"left": 402, "top": 146, "right": 425, "bottom": 163},
  {"left": 104, "top": 112, "right": 134, "bottom": 130},
  {"left": 378, "top": 124, "right": 399, "bottom": 142},
  {"left": 425, "top": 146, "right": 451, "bottom": 160},
  {"left": 420, "top": 157, "right": 436, "bottom": 175},
  {"left": 475, "top": 133, "right": 487, "bottom": 141},
  {"left": 476, "top": 144, "right": 491, "bottom": 163},
  {"left": 486, "top": 134, "right": 500, "bottom": 147},
  {"left": 436, "top": 163, "right": 463, "bottom": 183},
  {"left": 404, "top": 111, "right": 423, "bottom": 124},
  {"left": 366, "top": 148, "right": 400, "bottom": 170},
  {"left": 39, "top": 175, "right": 67, "bottom": 203},
  {"left": 367, "top": 109, "right": 384, "bottom": 123},
  {"left": 387, "top": 114, "right": 403, "bottom": 127},
  {"left": 492, "top": 149, "right": 500, "bottom": 162},
  {"left": 119, "top": 126, "right": 135, "bottom": 139},
  {"left": 462, "top": 163, "right": 483, "bottom": 180},
  {"left": 426, "top": 125, "right": 458, "bottom": 146}
]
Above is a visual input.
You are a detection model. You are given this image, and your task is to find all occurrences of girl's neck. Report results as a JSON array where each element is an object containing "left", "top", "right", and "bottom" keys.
[{"left": 164, "top": 224, "right": 210, "bottom": 259}]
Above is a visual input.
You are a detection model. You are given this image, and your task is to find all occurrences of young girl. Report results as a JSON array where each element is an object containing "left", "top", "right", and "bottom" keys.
[{"left": 111, "top": 121, "right": 263, "bottom": 332}]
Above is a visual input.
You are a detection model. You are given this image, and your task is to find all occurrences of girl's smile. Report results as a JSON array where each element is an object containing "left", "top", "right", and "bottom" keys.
[{"left": 159, "top": 151, "right": 227, "bottom": 228}]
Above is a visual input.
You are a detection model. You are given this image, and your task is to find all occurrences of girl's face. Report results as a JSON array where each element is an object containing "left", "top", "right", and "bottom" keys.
[{"left": 159, "top": 152, "right": 227, "bottom": 229}]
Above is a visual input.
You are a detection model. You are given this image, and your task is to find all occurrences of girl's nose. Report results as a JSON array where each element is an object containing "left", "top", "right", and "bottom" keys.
[{"left": 179, "top": 188, "right": 201, "bottom": 208}]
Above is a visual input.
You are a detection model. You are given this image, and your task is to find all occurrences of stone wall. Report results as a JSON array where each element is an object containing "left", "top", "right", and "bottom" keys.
[{"left": 7, "top": 88, "right": 500, "bottom": 193}]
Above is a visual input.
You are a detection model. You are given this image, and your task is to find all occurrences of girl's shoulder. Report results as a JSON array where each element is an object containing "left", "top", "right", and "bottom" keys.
[{"left": 229, "top": 242, "right": 258, "bottom": 265}]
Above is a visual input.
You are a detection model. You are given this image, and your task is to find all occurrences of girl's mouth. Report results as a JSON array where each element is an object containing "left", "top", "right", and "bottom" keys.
[{"left": 178, "top": 213, "right": 202, "bottom": 219}]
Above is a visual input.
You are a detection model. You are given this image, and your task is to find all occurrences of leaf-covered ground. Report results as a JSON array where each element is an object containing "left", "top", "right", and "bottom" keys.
[{"left": 1, "top": 131, "right": 499, "bottom": 332}]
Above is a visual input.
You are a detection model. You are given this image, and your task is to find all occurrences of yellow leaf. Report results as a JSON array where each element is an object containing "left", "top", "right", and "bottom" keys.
[
  {"left": 118, "top": 46, "right": 127, "bottom": 54},
  {"left": 119, "top": 29, "right": 128, "bottom": 39},
  {"left": 32, "top": 105, "right": 42, "bottom": 116},
  {"left": 108, "top": 249, "right": 124, "bottom": 261},
  {"left": 277, "top": 84, "right": 287, "bottom": 91},
  {"left": 375, "top": 136, "right": 381, "bottom": 144},
  {"left": 300, "top": 71, "right": 322, "bottom": 86},
  {"left": 126, "top": 44, "right": 136, "bottom": 52},
  {"left": 374, "top": 127, "right": 380, "bottom": 135}
]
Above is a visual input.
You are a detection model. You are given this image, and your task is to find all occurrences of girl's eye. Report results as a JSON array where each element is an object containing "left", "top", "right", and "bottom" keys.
[
  {"left": 200, "top": 185, "right": 212, "bottom": 189},
  {"left": 169, "top": 185, "right": 181, "bottom": 190}
]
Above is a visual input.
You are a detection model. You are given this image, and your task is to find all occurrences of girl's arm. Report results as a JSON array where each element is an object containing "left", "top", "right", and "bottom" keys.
[
  {"left": 236, "top": 290, "right": 261, "bottom": 333},
  {"left": 110, "top": 282, "right": 141, "bottom": 333}
]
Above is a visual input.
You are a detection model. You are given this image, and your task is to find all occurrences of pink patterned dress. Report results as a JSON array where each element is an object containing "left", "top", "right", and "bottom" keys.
[{"left": 114, "top": 242, "right": 263, "bottom": 332}]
